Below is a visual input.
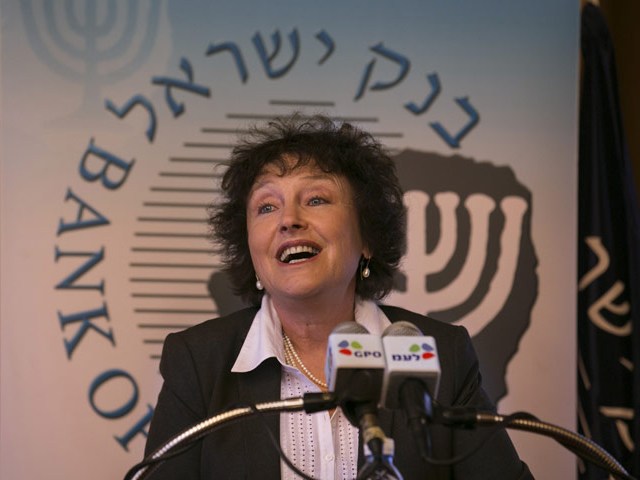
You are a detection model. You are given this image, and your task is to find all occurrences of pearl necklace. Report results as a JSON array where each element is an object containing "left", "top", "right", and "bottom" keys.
[{"left": 282, "top": 332, "right": 328, "bottom": 389}]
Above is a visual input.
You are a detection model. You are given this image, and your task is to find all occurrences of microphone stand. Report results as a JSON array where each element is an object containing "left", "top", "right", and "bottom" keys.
[
  {"left": 433, "top": 405, "right": 635, "bottom": 480},
  {"left": 125, "top": 389, "right": 635, "bottom": 480},
  {"left": 358, "top": 436, "right": 403, "bottom": 480},
  {"left": 337, "top": 374, "right": 402, "bottom": 479},
  {"left": 125, "top": 393, "right": 335, "bottom": 480}
]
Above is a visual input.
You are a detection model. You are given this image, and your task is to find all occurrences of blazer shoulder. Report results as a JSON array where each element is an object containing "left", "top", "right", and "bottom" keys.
[{"left": 156, "top": 306, "right": 262, "bottom": 402}]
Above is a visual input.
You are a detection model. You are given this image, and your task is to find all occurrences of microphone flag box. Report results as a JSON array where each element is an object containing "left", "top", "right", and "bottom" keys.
[
  {"left": 381, "top": 335, "right": 441, "bottom": 409},
  {"left": 325, "top": 333, "right": 385, "bottom": 403}
]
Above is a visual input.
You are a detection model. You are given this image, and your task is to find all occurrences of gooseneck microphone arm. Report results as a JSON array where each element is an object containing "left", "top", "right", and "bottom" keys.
[
  {"left": 478, "top": 412, "right": 633, "bottom": 480},
  {"left": 431, "top": 404, "right": 635, "bottom": 480},
  {"left": 381, "top": 320, "right": 634, "bottom": 480},
  {"left": 124, "top": 389, "right": 636, "bottom": 480},
  {"left": 124, "top": 393, "right": 336, "bottom": 480}
]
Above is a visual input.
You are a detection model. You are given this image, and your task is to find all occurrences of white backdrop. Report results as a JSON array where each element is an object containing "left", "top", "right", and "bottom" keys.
[{"left": 1, "top": 1, "right": 579, "bottom": 478}]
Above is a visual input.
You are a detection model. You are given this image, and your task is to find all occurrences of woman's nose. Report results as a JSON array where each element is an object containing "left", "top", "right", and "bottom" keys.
[{"left": 279, "top": 204, "right": 306, "bottom": 232}]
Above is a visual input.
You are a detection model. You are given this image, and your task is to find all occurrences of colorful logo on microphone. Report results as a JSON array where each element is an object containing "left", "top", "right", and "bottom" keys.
[
  {"left": 410, "top": 343, "right": 436, "bottom": 360},
  {"left": 338, "top": 340, "right": 362, "bottom": 355},
  {"left": 337, "top": 340, "right": 383, "bottom": 358}
]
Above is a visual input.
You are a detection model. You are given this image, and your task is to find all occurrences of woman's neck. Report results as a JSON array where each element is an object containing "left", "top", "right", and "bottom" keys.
[{"left": 273, "top": 291, "right": 357, "bottom": 347}]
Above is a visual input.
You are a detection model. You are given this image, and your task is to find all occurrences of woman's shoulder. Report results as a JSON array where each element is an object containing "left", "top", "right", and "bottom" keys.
[{"left": 156, "top": 306, "right": 262, "bottom": 377}]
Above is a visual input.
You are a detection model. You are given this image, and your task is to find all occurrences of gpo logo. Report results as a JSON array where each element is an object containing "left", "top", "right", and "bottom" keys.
[{"left": 338, "top": 340, "right": 383, "bottom": 358}]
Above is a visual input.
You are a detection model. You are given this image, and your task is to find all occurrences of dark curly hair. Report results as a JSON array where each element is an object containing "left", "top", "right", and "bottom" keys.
[{"left": 208, "top": 113, "right": 406, "bottom": 305}]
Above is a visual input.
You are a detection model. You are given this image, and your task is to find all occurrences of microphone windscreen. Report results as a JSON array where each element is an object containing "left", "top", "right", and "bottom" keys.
[
  {"left": 325, "top": 321, "right": 384, "bottom": 420},
  {"left": 382, "top": 321, "right": 422, "bottom": 337},
  {"left": 333, "top": 321, "right": 369, "bottom": 334}
]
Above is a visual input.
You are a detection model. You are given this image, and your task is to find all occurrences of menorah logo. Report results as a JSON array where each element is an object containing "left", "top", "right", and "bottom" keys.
[
  {"left": 20, "top": 0, "right": 161, "bottom": 117},
  {"left": 389, "top": 190, "right": 526, "bottom": 338},
  {"left": 389, "top": 149, "right": 538, "bottom": 402}
]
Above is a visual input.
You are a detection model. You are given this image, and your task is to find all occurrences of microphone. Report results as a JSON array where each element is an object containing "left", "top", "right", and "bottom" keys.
[
  {"left": 381, "top": 321, "right": 440, "bottom": 407},
  {"left": 381, "top": 321, "right": 441, "bottom": 461},
  {"left": 325, "top": 321, "right": 387, "bottom": 459}
]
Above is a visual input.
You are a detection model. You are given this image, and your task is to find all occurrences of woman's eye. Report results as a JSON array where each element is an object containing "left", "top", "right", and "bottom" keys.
[
  {"left": 257, "top": 203, "right": 275, "bottom": 214},
  {"left": 308, "top": 197, "right": 327, "bottom": 206}
]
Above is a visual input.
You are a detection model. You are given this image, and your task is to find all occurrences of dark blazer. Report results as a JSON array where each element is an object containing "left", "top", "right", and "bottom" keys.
[{"left": 144, "top": 305, "right": 532, "bottom": 479}]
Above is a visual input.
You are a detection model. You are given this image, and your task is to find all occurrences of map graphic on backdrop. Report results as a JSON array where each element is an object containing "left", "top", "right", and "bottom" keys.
[{"left": 208, "top": 145, "right": 537, "bottom": 403}]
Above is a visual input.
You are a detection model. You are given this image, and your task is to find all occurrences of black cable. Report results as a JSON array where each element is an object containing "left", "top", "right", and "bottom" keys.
[
  {"left": 418, "top": 411, "right": 535, "bottom": 467},
  {"left": 249, "top": 403, "right": 319, "bottom": 480},
  {"left": 125, "top": 399, "right": 329, "bottom": 480},
  {"left": 421, "top": 406, "right": 637, "bottom": 480}
]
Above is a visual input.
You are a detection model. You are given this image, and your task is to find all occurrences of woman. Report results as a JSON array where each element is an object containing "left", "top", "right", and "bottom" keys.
[{"left": 144, "top": 114, "right": 532, "bottom": 479}]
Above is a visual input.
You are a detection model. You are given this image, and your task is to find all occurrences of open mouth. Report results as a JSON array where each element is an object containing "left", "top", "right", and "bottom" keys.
[{"left": 278, "top": 245, "right": 320, "bottom": 264}]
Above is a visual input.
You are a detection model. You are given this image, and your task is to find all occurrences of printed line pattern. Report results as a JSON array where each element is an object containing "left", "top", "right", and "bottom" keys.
[
  {"left": 132, "top": 106, "right": 403, "bottom": 361},
  {"left": 131, "top": 121, "right": 232, "bottom": 360}
]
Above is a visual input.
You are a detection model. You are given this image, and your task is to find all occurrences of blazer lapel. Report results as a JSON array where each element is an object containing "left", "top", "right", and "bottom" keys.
[{"left": 236, "top": 357, "right": 283, "bottom": 478}]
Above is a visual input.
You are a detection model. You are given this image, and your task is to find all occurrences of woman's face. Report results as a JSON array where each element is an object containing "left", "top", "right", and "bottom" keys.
[{"left": 246, "top": 158, "right": 368, "bottom": 304}]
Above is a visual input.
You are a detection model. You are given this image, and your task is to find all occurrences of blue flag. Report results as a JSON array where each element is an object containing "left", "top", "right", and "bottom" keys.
[{"left": 578, "top": 4, "right": 640, "bottom": 479}]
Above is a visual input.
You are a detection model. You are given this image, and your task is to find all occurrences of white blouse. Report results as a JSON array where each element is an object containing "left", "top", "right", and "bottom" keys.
[{"left": 231, "top": 295, "right": 391, "bottom": 479}]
